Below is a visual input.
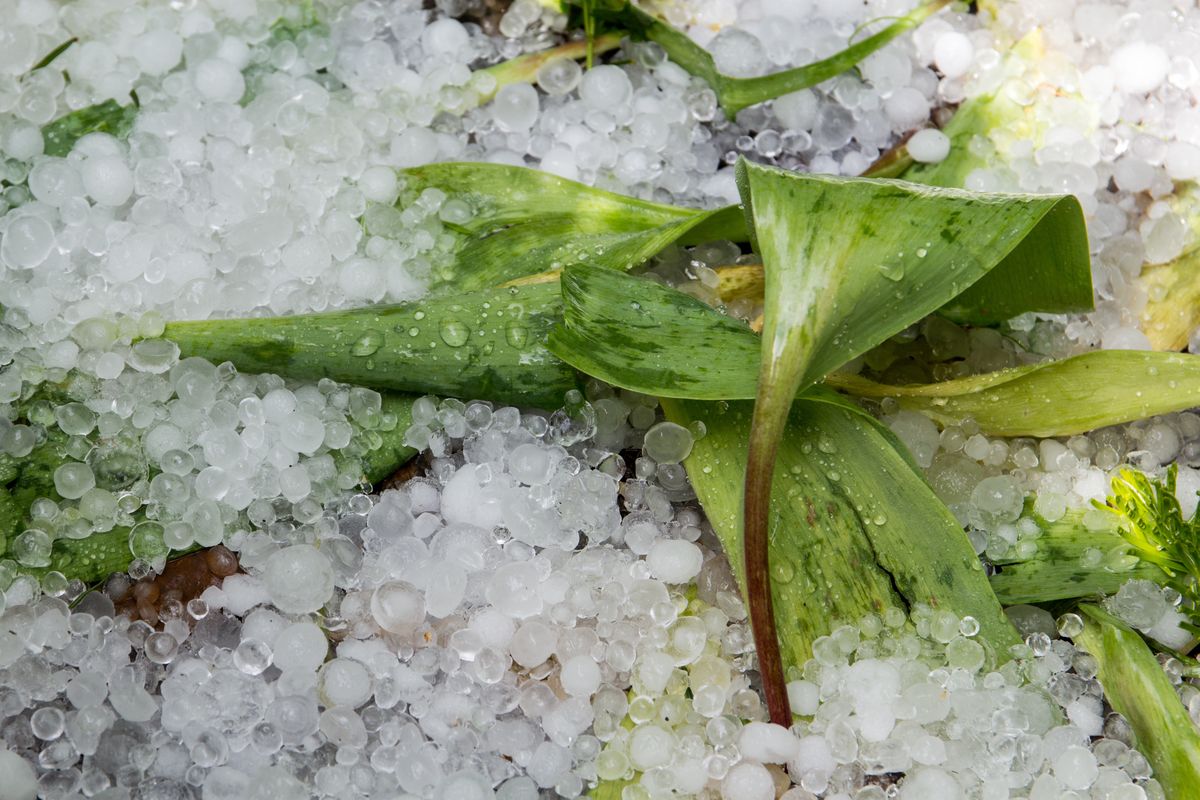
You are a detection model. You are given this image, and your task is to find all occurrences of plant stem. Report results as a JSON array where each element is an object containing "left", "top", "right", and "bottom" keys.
[
  {"left": 743, "top": 386, "right": 792, "bottom": 725},
  {"left": 478, "top": 32, "right": 623, "bottom": 103}
]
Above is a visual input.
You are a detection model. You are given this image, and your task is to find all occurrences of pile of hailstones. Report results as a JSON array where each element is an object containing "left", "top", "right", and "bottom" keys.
[{"left": 0, "top": 392, "right": 1164, "bottom": 800}]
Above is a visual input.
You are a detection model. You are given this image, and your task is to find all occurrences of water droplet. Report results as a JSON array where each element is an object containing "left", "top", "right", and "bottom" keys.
[
  {"left": 878, "top": 262, "right": 904, "bottom": 281},
  {"left": 351, "top": 331, "right": 384, "bottom": 357},
  {"left": 439, "top": 319, "right": 470, "bottom": 347},
  {"left": 408, "top": 327, "right": 420, "bottom": 337},
  {"left": 772, "top": 559, "right": 795, "bottom": 583},
  {"left": 817, "top": 435, "right": 836, "bottom": 454},
  {"left": 916, "top": 248, "right": 927, "bottom": 258},
  {"left": 413, "top": 310, "right": 426, "bottom": 320},
  {"left": 505, "top": 320, "right": 529, "bottom": 348},
  {"left": 872, "top": 513, "right": 887, "bottom": 526}
]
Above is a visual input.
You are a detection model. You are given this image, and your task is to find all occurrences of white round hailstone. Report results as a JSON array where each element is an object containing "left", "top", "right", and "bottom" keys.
[
  {"left": 5, "top": 123, "right": 42, "bottom": 160},
  {"left": 738, "top": 722, "right": 801, "bottom": 763},
  {"left": 580, "top": 65, "right": 633, "bottom": 109},
  {"left": 1166, "top": 141, "right": 1200, "bottom": 181},
  {"left": 422, "top": 18, "right": 470, "bottom": 59},
  {"left": 720, "top": 761, "right": 775, "bottom": 800},
  {"left": 539, "top": 147, "right": 578, "bottom": 181},
  {"left": 899, "top": 767, "right": 962, "bottom": 799},
  {"left": 1100, "top": 326, "right": 1152, "bottom": 351},
  {"left": 0, "top": 748, "right": 37, "bottom": 800},
  {"left": 485, "top": 561, "right": 543, "bottom": 618},
  {"left": 907, "top": 128, "right": 951, "bottom": 164},
  {"left": 358, "top": 165, "right": 399, "bottom": 203},
  {"left": 339, "top": 258, "right": 385, "bottom": 302},
  {"left": 1110, "top": 42, "right": 1169, "bottom": 94},
  {"left": 262, "top": 545, "right": 334, "bottom": 614},
  {"left": 82, "top": 156, "right": 133, "bottom": 206},
  {"left": 371, "top": 580, "right": 426, "bottom": 635},
  {"left": 470, "top": 608, "right": 516, "bottom": 649},
  {"left": 434, "top": 770, "right": 495, "bottom": 800},
  {"left": 391, "top": 127, "right": 439, "bottom": 168},
  {"left": 646, "top": 539, "right": 703, "bottom": 584},
  {"left": 319, "top": 658, "right": 373, "bottom": 708},
  {"left": 509, "top": 620, "right": 557, "bottom": 668},
  {"left": 424, "top": 561, "right": 467, "bottom": 618},
  {"left": 628, "top": 725, "right": 675, "bottom": 770},
  {"left": 884, "top": 87, "right": 929, "bottom": 131},
  {"left": 932, "top": 31, "right": 973, "bottom": 79},
  {"left": 788, "top": 735, "right": 836, "bottom": 781},
  {"left": 491, "top": 83, "right": 540, "bottom": 132},
  {"left": 786, "top": 680, "right": 820, "bottom": 716},
  {"left": 560, "top": 655, "right": 602, "bottom": 697},
  {"left": 0, "top": 214, "right": 54, "bottom": 269},
  {"left": 441, "top": 464, "right": 506, "bottom": 529},
  {"left": 774, "top": 89, "right": 818, "bottom": 131},
  {"left": 134, "top": 29, "right": 183, "bottom": 75},
  {"left": 193, "top": 58, "right": 246, "bottom": 103},
  {"left": 709, "top": 27, "right": 768, "bottom": 78},
  {"left": 536, "top": 56, "right": 582, "bottom": 96},
  {"left": 1053, "top": 746, "right": 1099, "bottom": 791}
]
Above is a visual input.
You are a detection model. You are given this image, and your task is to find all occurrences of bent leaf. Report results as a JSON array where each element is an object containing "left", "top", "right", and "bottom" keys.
[
  {"left": 163, "top": 282, "right": 577, "bottom": 408},
  {"left": 735, "top": 158, "right": 1088, "bottom": 721},
  {"left": 664, "top": 396, "right": 1018, "bottom": 672},
  {"left": 549, "top": 262, "right": 761, "bottom": 399},
  {"left": 1077, "top": 604, "right": 1200, "bottom": 799},
  {"left": 830, "top": 350, "right": 1200, "bottom": 437},
  {"left": 626, "top": 1, "right": 949, "bottom": 114},
  {"left": 402, "top": 162, "right": 745, "bottom": 292}
]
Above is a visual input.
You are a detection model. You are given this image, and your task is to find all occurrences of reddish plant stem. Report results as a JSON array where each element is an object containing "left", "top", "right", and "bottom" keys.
[{"left": 744, "top": 403, "right": 792, "bottom": 726}]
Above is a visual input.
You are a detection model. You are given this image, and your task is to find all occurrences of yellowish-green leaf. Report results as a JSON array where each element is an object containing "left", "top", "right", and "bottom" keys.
[
  {"left": 830, "top": 350, "right": 1200, "bottom": 437},
  {"left": 1077, "top": 604, "right": 1200, "bottom": 800}
]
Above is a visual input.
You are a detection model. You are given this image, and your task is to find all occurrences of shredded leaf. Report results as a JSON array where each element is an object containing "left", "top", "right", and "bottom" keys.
[{"left": 1098, "top": 466, "right": 1200, "bottom": 634}]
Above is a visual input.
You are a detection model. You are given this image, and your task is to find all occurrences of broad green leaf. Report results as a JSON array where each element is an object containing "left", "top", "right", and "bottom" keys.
[
  {"left": 829, "top": 350, "right": 1200, "bottom": 437},
  {"left": 734, "top": 158, "right": 1087, "bottom": 720},
  {"left": 624, "top": 1, "right": 950, "bottom": 114},
  {"left": 42, "top": 99, "right": 138, "bottom": 158},
  {"left": 549, "top": 262, "right": 761, "bottom": 399},
  {"left": 663, "top": 396, "right": 1019, "bottom": 672},
  {"left": 163, "top": 281, "right": 578, "bottom": 409},
  {"left": 988, "top": 511, "right": 1162, "bottom": 605},
  {"left": 402, "top": 162, "right": 745, "bottom": 292},
  {"left": 1077, "top": 604, "right": 1200, "bottom": 799}
]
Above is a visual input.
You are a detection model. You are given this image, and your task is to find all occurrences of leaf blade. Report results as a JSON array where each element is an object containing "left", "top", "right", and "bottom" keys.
[
  {"left": 1077, "top": 604, "right": 1200, "bottom": 800},
  {"left": 830, "top": 350, "right": 1200, "bottom": 437}
]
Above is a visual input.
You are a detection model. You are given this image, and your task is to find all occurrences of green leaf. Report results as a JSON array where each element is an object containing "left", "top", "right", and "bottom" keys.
[
  {"left": 402, "top": 162, "right": 745, "bottom": 292},
  {"left": 549, "top": 262, "right": 761, "bottom": 399},
  {"left": 830, "top": 350, "right": 1200, "bottom": 437},
  {"left": 664, "top": 396, "right": 1018, "bottom": 671},
  {"left": 734, "top": 157, "right": 1088, "bottom": 720},
  {"left": 625, "top": 1, "right": 950, "bottom": 114},
  {"left": 163, "top": 281, "right": 578, "bottom": 408},
  {"left": 988, "top": 510, "right": 1163, "bottom": 605},
  {"left": 41, "top": 99, "right": 138, "bottom": 158},
  {"left": 1077, "top": 604, "right": 1200, "bottom": 799}
]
